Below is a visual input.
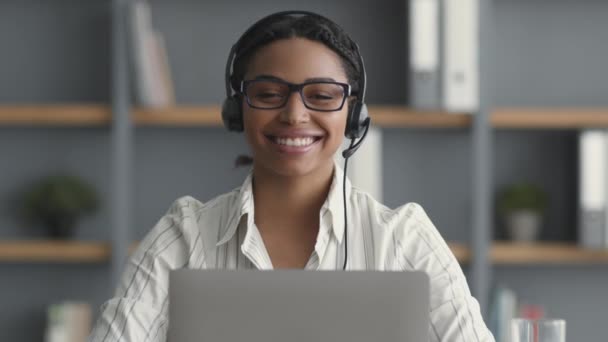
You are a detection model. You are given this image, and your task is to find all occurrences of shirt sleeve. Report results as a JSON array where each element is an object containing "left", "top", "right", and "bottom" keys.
[
  {"left": 88, "top": 197, "right": 201, "bottom": 342},
  {"left": 392, "top": 203, "right": 496, "bottom": 342}
]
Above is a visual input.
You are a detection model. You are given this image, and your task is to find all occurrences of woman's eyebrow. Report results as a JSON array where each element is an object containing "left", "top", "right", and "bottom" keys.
[
  {"left": 253, "top": 74, "right": 283, "bottom": 81},
  {"left": 252, "top": 74, "right": 337, "bottom": 83},
  {"left": 304, "top": 77, "right": 337, "bottom": 82}
]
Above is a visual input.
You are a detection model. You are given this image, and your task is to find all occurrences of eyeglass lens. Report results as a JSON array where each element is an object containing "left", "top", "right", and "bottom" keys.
[{"left": 245, "top": 80, "right": 346, "bottom": 110}]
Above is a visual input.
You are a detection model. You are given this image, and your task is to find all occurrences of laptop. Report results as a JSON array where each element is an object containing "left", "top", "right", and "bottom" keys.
[{"left": 168, "top": 270, "right": 430, "bottom": 342}]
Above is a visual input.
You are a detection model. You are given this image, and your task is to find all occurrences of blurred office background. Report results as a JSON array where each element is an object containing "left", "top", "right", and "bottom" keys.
[{"left": 1, "top": 0, "right": 607, "bottom": 341}]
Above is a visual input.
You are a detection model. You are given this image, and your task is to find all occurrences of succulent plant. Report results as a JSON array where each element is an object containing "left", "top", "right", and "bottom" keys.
[{"left": 22, "top": 174, "right": 99, "bottom": 238}]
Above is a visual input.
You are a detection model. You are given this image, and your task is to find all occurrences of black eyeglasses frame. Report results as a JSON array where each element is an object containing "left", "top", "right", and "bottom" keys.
[{"left": 239, "top": 79, "right": 352, "bottom": 112}]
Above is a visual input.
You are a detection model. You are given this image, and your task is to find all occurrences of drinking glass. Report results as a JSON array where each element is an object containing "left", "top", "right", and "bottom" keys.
[
  {"left": 537, "top": 319, "right": 566, "bottom": 342},
  {"left": 511, "top": 318, "right": 533, "bottom": 342}
]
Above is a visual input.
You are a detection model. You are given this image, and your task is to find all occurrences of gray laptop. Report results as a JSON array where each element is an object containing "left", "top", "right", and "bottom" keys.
[{"left": 168, "top": 270, "right": 429, "bottom": 342}]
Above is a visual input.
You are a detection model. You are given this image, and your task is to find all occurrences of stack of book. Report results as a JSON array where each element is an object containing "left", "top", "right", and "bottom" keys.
[
  {"left": 129, "top": 0, "right": 175, "bottom": 108},
  {"left": 408, "top": 0, "right": 479, "bottom": 113},
  {"left": 578, "top": 130, "right": 608, "bottom": 249}
]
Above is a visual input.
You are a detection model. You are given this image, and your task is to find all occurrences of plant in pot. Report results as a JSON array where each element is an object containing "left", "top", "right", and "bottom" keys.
[
  {"left": 22, "top": 174, "right": 99, "bottom": 239},
  {"left": 497, "top": 183, "right": 548, "bottom": 243}
]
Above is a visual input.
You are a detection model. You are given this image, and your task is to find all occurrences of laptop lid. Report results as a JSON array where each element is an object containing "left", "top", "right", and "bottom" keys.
[{"left": 168, "top": 270, "right": 429, "bottom": 342}]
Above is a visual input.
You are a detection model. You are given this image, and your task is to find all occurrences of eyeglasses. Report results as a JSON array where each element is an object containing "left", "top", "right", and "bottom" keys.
[{"left": 240, "top": 79, "right": 351, "bottom": 112}]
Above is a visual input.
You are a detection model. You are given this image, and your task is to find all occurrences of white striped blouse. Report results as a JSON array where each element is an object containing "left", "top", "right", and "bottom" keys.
[{"left": 88, "top": 163, "right": 495, "bottom": 342}]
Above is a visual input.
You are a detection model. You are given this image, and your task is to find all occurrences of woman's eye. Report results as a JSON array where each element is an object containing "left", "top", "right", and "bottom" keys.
[
  {"left": 256, "top": 92, "right": 283, "bottom": 99},
  {"left": 309, "top": 93, "right": 334, "bottom": 100}
]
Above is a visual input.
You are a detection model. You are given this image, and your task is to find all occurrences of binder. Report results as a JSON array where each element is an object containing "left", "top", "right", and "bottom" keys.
[
  {"left": 442, "top": 0, "right": 479, "bottom": 113},
  {"left": 578, "top": 130, "right": 608, "bottom": 249},
  {"left": 408, "top": 0, "right": 440, "bottom": 109},
  {"left": 129, "top": 0, "right": 174, "bottom": 108}
]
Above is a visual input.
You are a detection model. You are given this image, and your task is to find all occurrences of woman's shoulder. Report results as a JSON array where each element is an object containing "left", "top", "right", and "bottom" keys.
[
  {"left": 134, "top": 188, "right": 243, "bottom": 261},
  {"left": 163, "top": 187, "right": 242, "bottom": 218},
  {"left": 350, "top": 186, "right": 434, "bottom": 233}
]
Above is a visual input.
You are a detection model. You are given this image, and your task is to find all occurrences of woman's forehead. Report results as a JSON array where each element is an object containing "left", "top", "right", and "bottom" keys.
[{"left": 244, "top": 37, "right": 348, "bottom": 83}]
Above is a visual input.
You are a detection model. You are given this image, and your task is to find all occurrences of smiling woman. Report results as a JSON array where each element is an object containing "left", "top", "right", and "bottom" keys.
[{"left": 88, "top": 11, "right": 495, "bottom": 342}]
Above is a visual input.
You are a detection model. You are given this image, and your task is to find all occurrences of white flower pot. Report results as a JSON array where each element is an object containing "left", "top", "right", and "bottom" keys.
[{"left": 505, "top": 210, "right": 542, "bottom": 242}]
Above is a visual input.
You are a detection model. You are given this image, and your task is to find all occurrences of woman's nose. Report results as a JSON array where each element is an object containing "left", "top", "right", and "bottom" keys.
[{"left": 279, "top": 91, "right": 310, "bottom": 124}]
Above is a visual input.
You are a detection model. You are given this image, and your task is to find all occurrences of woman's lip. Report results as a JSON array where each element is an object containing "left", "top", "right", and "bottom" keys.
[
  {"left": 265, "top": 133, "right": 324, "bottom": 139},
  {"left": 265, "top": 135, "right": 322, "bottom": 154}
]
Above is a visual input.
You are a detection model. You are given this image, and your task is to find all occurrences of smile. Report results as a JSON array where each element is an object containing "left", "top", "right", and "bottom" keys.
[
  {"left": 265, "top": 135, "right": 323, "bottom": 152},
  {"left": 274, "top": 136, "right": 316, "bottom": 147}
]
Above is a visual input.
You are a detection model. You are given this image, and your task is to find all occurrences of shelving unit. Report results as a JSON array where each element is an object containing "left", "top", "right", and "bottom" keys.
[{"left": 2, "top": 0, "right": 607, "bottom": 340}]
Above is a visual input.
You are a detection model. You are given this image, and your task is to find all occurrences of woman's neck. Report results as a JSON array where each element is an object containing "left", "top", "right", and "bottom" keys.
[{"left": 251, "top": 162, "right": 334, "bottom": 231}]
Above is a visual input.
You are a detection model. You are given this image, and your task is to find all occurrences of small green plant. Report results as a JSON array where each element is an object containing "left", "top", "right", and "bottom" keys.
[
  {"left": 497, "top": 183, "right": 547, "bottom": 216},
  {"left": 22, "top": 174, "right": 99, "bottom": 238}
]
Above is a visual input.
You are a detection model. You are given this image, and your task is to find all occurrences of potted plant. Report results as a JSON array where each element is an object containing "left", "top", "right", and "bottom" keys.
[
  {"left": 497, "top": 183, "right": 548, "bottom": 243},
  {"left": 21, "top": 174, "right": 99, "bottom": 239}
]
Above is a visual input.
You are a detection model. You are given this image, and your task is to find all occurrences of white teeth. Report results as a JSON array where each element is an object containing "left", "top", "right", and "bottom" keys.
[{"left": 274, "top": 137, "right": 315, "bottom": 147}]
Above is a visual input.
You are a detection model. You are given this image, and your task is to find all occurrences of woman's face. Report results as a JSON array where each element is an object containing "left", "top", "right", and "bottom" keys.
[{"left": 242, "top": 37, "right": 349, "bottom": 178}]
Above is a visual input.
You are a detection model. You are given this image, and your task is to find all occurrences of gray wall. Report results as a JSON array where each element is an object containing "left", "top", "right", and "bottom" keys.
[{"left": 1, "top": 0, "right": 607, "bottom": 341}]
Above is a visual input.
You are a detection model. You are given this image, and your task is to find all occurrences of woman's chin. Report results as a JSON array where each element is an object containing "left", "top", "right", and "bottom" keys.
[{"left": 256, "top": 158, "right": 332, "bottom": 179}]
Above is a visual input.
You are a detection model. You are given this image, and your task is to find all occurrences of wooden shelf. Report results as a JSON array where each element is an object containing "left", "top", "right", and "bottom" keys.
[
  {"left": 0, "top": 104, "right": 111, "bottom": 126},
  {"left": 5, "top": 105, "right": 608, "bottom": 130},
  {"left": 134, "top": 106, "right": 223, "bottom": 126},
  {"left": 4, "top": 240, "right": 602, "bottom": 265},
  {"left": 448, "top": 242, "right": 471, "bottom": 263},
  {"left": 134, "top": 105, "right": 472, "bottom": 128},
  {"left": 446, "top": 242, "right": 608, "bottom": 265},
  {"left": 369, "top": 106, "right": 471, "bottom": 128},
  {"left": 492, "top": 108, "right": 608, "bottom": 129},
  {"left": 491, "top": 242, "right": 608, "bottom": 265},
  {"left": 0, "top": 241, "right": 110, "bottom": 263}
]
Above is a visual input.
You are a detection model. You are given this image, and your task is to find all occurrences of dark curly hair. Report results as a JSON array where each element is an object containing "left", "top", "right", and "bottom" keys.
[{"left": 230, "top": 13, "right": 362, "bottom": 96}]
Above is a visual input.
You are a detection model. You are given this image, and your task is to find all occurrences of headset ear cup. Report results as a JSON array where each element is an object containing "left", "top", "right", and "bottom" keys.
[
  {"left": 221, "top": 96, "right": 244, "bottom": 132},
  {"left": 359, "top": 103, "right": 369, "bottom": 127},
  {"left": 346, "top": 102, "right": 368, "bottom": 139}
]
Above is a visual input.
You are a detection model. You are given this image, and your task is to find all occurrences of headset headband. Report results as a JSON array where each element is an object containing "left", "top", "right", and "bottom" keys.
[{"left": 224, "top": 10, "right": 366, "bottom": 103}]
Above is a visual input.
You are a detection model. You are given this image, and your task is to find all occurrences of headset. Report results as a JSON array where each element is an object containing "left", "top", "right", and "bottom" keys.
[{"left": 221, "top": 10, "right": 372, "bottom": 269}]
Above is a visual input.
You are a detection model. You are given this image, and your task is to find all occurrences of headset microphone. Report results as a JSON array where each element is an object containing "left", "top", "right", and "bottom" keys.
[{"left": 342, "top": 118, "right": 371, "bottom": 159}]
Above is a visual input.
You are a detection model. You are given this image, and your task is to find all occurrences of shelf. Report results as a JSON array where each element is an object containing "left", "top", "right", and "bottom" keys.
[
  {"left": 0, "top": 241, "right": 110, "bottom": 263},
  {"left": 0, "top": 104, "right": 111, "bottom": 126},
  {"left": 134, "top": 106, "right": 223, "bottom": 126},
  {"left": 4, "top": 241, "right": 603, "bottom": 265},
  {"left": 491, "top": 242, "right": 608, "bottom": 265},
  {"left": 134, "top": 105, "right": 472, "bottom": 128},
  {"left": 445, "top": 242, "right": 608, "bottom": 265},
  {"left": 8, "top": 105, "right": 608, "bottom": 129},
  {"left": 448, "top": 242, "right": 471, "bottom": 263},
  {"left": 368, "top": 106, "right": 471, "bottom": 128},
  {"left": 492, "top": 108, "right": 608, "bottom": 129}
]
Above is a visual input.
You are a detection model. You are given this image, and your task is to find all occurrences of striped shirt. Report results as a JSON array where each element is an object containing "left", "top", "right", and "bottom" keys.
[{"left": 88, "top": 163, "right": 495, "bottom": 342}]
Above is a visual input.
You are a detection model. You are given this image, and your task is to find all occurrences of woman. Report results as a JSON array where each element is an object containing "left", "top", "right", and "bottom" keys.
[{"left": 89, "top": 11, "right": 495, "bottom": 342}]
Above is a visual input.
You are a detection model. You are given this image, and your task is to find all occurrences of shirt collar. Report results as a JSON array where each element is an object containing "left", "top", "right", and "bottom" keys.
[
  {"left": 216, "top": 160, "right": 352, "bottom": 246},
  {"left": 216, "top": 172, "right": 254, "bottom": 246}
]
